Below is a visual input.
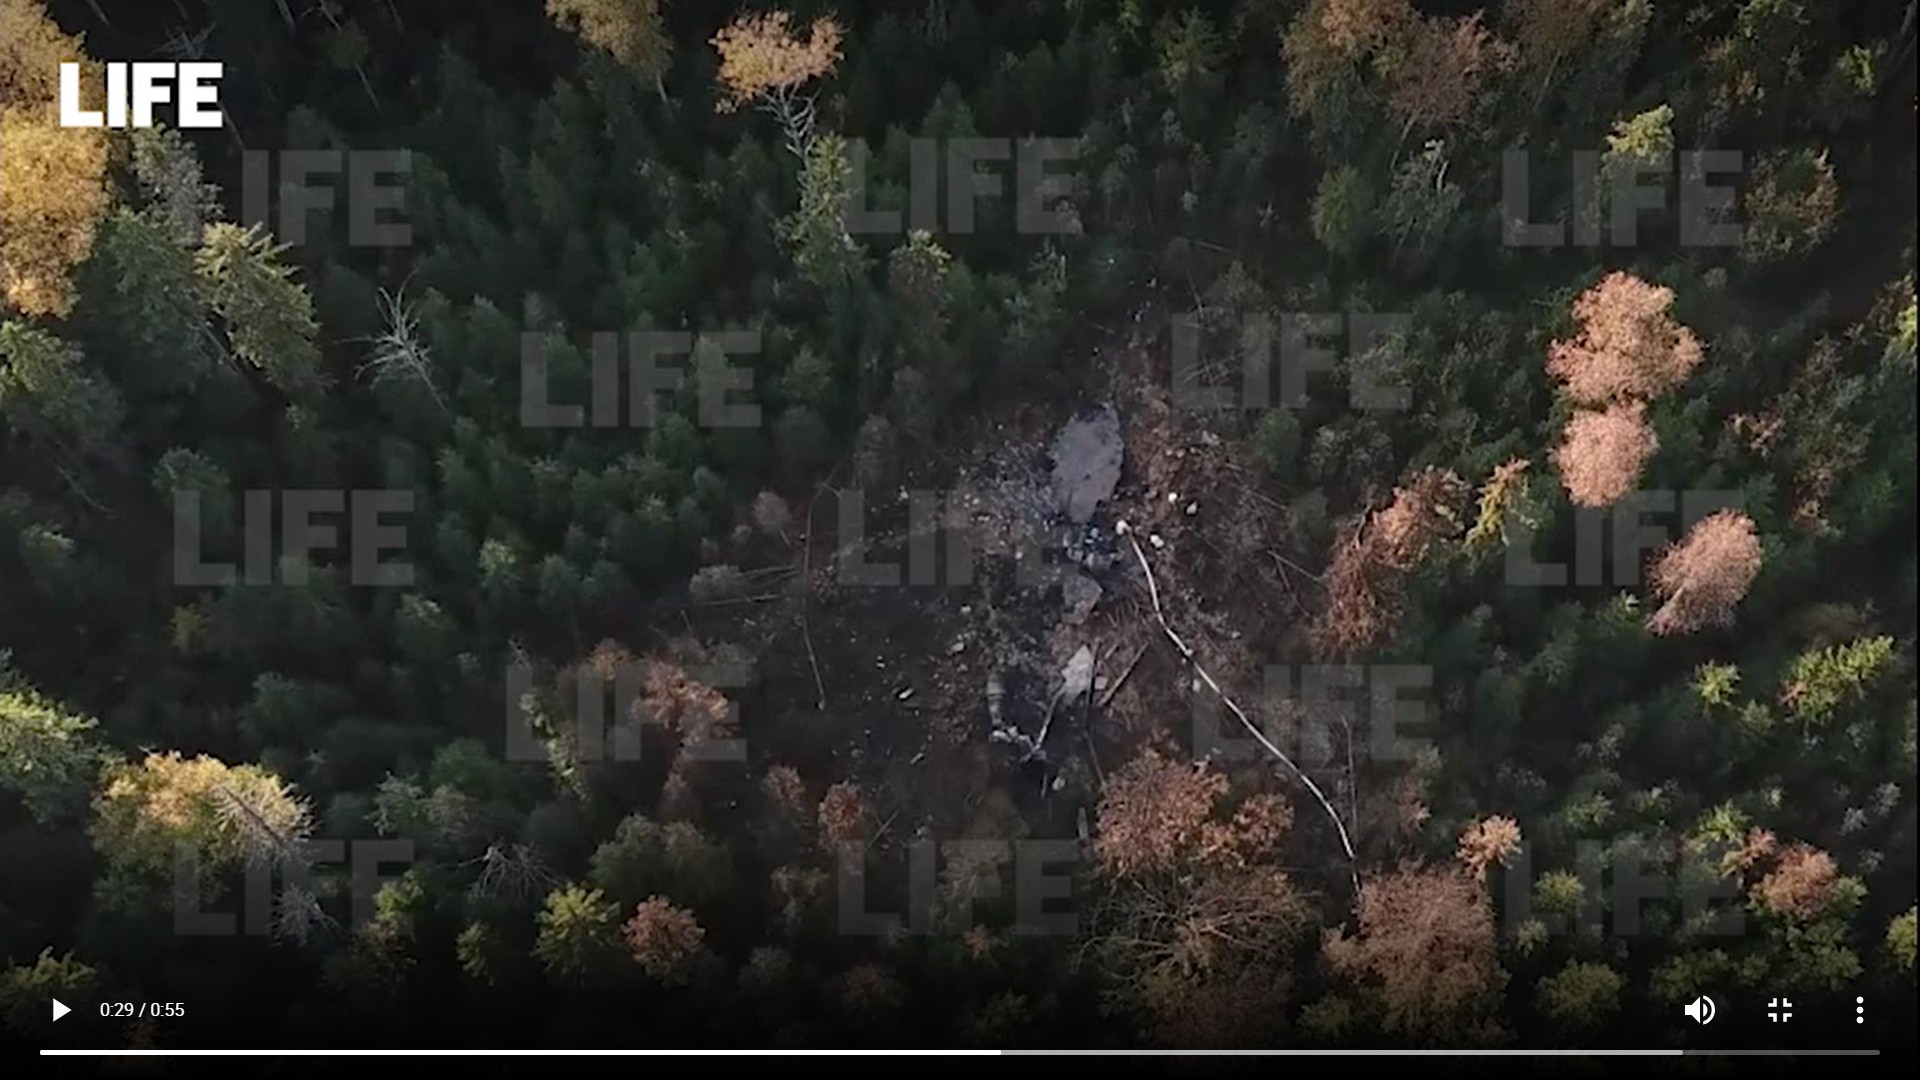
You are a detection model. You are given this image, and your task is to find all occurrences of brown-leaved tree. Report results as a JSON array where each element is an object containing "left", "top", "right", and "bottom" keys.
[
  {"left": 1313, "top": 467, "right": 1469, "bottom": 657},
  {"left": 1089, "top": 750, "right": 1310, "bottom": 1046},
  {"left": 623, "top": 895, "right": 705, "bottom": 985},
  {"left": 1645, "top": 509, "right": 1763, "bottom": 635},
  {"left": 1552, "top": 400, "right": 1659, "bottom": 508},
  {"left": 1546, "top": 272, "right": 1704, "bottom": 407},
  {"left": 1323, "top": 863, "right": 1507, "bottom": 1043}
]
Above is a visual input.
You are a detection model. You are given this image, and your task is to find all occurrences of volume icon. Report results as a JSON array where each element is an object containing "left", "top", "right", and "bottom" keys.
[{"left": 1684, "top": 995, "right": 1717, "bottom": 1024}]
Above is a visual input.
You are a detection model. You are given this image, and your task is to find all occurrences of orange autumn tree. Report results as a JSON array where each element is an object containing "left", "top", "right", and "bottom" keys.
[
  {"left": 549, "top": 643, "right": 736, "bottom": 811},
  {"left": 1088, "top": 749, "right": 1311, "bottom": 1046},
  {"left": 1720, "top": 826, "right": 1779, "bottom": 878},
  {"left": 1323, "top": 862, "right": 1507, "bottom": 1043},
  {"left": 623, "top": 895, "right": 705, "bottom": 985},
  {"left": 1552, "top": 400, "right": 1659, "bottom": 508},
  {"left": 1383, "top": 13, "right": 1512, "bottom": 147},
  {"left": 1370, "top": 466, "right": 1471, "bottom": 571},
  {"left": 760, "top": 764, "right": 809, "bottom": 822},
  {"left": 1546, "top": 272, "right": 1707, "bottom": 506},
  {"left": 642, "top": 659, "right": 732, "bottom": 756},
  {"left": 1753, "top": 844, "right": 1843, "bottom": 921},
  {"left": 1719, "top": 830, "right": 1853, "bottom": 923},
  {"left": 1283, "top": 0, "right": 1510, "bottom": 150},
  {"left": 1547, "top": 272, "right": 1704, "bottom": 406},
  {"left": 1456, "top": 815, "right": 1522, "bottom": 882},
  {"left": 1321, "top": 0, "right": 1415, "bottom": 55},
  {"left": 540, "top": 640, "right": 637, "bottom": 796},
  {"left": 711, "top": 10, "right": 844, "bottom": 158},
  {"left": 641, "top": 657, "right": 735, "bottom": 816},
  {"left": 1313, "top": 466, "right": 1470, "bottom": 657},
  {"left": 1282, "top": 0, "right": 1414, "bottom": 124},
  {"left": 816, "top": 780, "right": 868, "bottom": 847},
  {"left": 1645, "top": 509, "right": 1763, "bottom": 635},
  {"left": 0, "top": 0, "right": 109, "bottom": 316},
  {"left": 754, "top": 763, "right": 811, "bottom": 860}
]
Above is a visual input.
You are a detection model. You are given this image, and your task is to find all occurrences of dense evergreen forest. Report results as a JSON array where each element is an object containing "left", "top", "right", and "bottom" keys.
[{"left": 2, "top": 0, "right": 1917, "bottom": 1052}]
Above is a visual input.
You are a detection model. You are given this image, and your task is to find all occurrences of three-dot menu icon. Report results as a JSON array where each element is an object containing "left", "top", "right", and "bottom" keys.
[{"left": 1857, "top": 996, "right": 1865, "bottom": 1024}]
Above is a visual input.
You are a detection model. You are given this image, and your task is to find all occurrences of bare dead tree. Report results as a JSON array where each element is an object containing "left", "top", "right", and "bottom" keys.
[
  {"left": 272, "top": 882, "right": 341, "bottom": 946},
  {"left": 798, "top": 467, "right": 845, "bottom": 711},
  {"left": 297, "top": 0, "right": 382, "bottom": 113},
  {"left": 211, "top": 781, "right": 314, "bottom": 873},
  {"left": 355, "top": 281, "right": 448, "bottom": 417},
  {"left": 153, "top": 16, "right": 249, "bottom": 151},
  {"left": 1890, "top": 1, "right": 1917, "bottom": 91},
  {"left": 156, "top": 24, "right": 215, "bottom": 63},
  {"left": 211, "top": 781, "right": 332, "bottom": 946},
  {"left": 467, "top": 842, "right": 557, "bottom": 905},
  {"left": 762, "top": 85, "right": 819, "bottom": 161}
]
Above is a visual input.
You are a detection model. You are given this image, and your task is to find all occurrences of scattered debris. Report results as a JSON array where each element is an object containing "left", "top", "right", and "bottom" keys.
[
  {"left": 1064, "top": 523, "right": 1120, "bottom": 573},
  {"left": 989, "top": 725, "right": 1043, "bottom": 760},
  {"left": 1051, "top": 405, "right": 1124, "bottom": 524},
  {"left": 1061, "top": 573, "right": 1103, "bottom": 624},
  {"left": 1096, "top": 642, "right": 1149, "bottom": 709},
  {"left": 1059, "top": 645, "right": 1096, "bottom": 703}
]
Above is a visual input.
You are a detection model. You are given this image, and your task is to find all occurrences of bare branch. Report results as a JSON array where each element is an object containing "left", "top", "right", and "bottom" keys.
[{"left": 354, "top": 280, "right": 448, "bottom": 416}]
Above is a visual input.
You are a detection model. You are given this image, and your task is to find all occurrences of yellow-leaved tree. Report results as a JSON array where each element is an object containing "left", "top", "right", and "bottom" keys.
[
  {"left": 710, "top": 10, "right": 844, "bottom": 158},
  {"left": 0, "top": 0, "right": 109, "bottom": 317},
  {"left": 90, "top": 752, "right": 315, "bottom": 913}
]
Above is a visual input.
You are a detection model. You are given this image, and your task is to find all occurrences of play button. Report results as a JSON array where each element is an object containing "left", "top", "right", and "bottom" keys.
[{"left": 52, "top": 998, "right": 69, "bottom": 1022}]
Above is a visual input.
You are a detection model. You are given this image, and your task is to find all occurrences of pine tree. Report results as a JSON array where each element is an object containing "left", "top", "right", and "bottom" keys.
[
  {"left": 534, "top": 883, "right": 624, "bottom": 982},
  {"left": 195, "top": 224, "right": 327, "bottom": 400},
  {"left": 0, "top": 674, "right": 108, "bottom": 826}
]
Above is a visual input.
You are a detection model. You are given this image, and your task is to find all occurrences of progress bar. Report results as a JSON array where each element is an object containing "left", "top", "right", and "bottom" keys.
[{"left": 36, "top": 1049, "right": 1885, "bottom": 1056}]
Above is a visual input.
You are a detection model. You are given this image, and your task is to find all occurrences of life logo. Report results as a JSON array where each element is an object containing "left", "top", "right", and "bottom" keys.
[{"left": 58, "top": 61, "right": 223, "bottom": 129}]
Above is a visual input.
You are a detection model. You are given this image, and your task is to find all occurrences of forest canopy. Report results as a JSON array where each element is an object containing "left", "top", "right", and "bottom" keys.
[{"left": 0, "top": 0, "right": 1915, "bottom": 1052}]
